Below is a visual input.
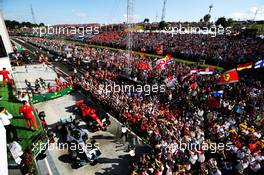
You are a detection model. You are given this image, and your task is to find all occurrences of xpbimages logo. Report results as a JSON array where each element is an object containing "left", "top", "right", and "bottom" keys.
[
  {"left": 32, "top": 24, "right": 101, "bottom": 37},
  {"left": 164, "top": 24, "right": 232, "bottom": 37},
  {"left": 98, "top": 83, "right": 166, "bottom": 95},
  {"left": 33, "top": 142, "right": 100, "bottom": 153}
]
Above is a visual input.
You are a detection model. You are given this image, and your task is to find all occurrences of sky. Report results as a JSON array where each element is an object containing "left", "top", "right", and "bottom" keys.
[{"left": 1, "top": 0, "right": 264, "bottom": 25}]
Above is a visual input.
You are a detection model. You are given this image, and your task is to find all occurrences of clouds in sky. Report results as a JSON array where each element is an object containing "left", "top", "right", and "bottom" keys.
[{"left": 231, "top": 6, "right": 264, "bottom": 20}]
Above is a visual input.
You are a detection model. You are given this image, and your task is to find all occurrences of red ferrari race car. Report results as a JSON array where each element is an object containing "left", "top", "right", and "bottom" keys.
[{"left": 73, "top": 100, "right": 110, "bottom": 132}]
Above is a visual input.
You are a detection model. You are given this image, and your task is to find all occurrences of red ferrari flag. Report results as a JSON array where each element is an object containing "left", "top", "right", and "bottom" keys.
[
  {"left": 218, "top": 69, "right": 239, "bottom": 85},
  {"left": 237, "top": 62, "right": 253, "bottom": 71}
]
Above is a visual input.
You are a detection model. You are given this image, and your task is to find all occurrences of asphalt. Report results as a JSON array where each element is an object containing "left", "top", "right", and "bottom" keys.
[{"left": 34, "top": 92, "right": 131, "bottom": 175}]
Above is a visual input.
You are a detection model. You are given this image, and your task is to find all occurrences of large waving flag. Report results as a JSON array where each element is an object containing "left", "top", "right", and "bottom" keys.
[
  {"left": 155, "top": 55, "right": 174, "bottom": 70},
  {"left": 156, "top": 58, "right": 166, "bottom": 70},
  {"left": 182, "top": 69, "right": 198, "bottom": 80},
  {"left": 198, "top": 67, "right": 214, "bottom": 75},
  {"left": 254, "top": 59, "right": 264, "bottom": 69},
  {"left": 237, "top": 62, "right": 253, "bottom": 71},
  {"left": 165, "top": 54, "right": 174, "bottom": 65},
  {"left": 190, "top": 69, "right": 198, "bottom": 74},
  {"left": 212, "top": 90, "right": 224, "bottom": 97},
  {"left": 218, "top": 69, "right": 239, "bottom": 85}
]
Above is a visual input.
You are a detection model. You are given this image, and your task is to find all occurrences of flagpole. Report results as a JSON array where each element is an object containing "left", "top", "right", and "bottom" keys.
[{"left": 126, "top": 0, "right": 134, "bottom": 76}]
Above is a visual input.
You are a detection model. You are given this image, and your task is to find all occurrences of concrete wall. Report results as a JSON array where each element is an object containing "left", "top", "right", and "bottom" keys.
[
  {"left": 107, "top": 113, "right": 146, "bottom": 146},
  {"left": 0, "top": 11, "right": 13, "bottom": 54},
  {"left": 0, "top": 11, "right": 13, "bottom": 81},
  {"left": 106, "top": 113, "right": 152, "bottom": 156}
]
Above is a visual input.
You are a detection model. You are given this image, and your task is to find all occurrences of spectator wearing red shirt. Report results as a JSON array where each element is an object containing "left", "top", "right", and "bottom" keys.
[
  {"left": 0, "top": 67, "right": 11, "bottom": 87},
  {"left": 55, "top": 77, "right": 62, "bottom": 86},
  {"left": 19, "top": 101, "right": 37, "bottom": 129}
]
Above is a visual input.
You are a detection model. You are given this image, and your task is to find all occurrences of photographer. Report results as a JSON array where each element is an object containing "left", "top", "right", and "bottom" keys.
[{"left": 0, "top": 107, "right": 18, "bottom": 143}]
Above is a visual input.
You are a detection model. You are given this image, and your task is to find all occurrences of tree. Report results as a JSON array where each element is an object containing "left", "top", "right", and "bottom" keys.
[
  {"left": 203, "top": 14, "right": 211, "bottom": 23},
  {"left": 5, "top": 20, "right": 45, "bottom": 29},
  {"left": 143, "top": 18, "right": 150, "bottom": 23},
  {"left": 227, "top": 18, "right": 234, "bottom": 26},
  {"left": 159, "top": 21, "right": 168, "bottom": 30},
  {"left": 215, "top": 17, "right": 233, "bottom": 27},
  {"left": 5, "top": 20, "right": 20, "bottom": 29}
]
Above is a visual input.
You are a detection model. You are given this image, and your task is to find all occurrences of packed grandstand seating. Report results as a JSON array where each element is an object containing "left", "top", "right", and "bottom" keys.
[
  {"left": 13, "top": 21, "right": 264, "bottom": 68},
  {"left": 84, "top": 31, "right": 264, "bottom": 67}
]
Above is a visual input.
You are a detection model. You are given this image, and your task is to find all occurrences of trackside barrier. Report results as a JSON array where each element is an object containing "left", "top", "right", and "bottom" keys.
[{"left": 31, "top": 86, "right": 74, "bottom": 104}]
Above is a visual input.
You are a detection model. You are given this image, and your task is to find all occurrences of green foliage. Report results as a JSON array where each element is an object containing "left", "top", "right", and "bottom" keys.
[
  {"left": 159, "top": 20, "right": 168, "bottom": 30},
  {"left": 203, "top": 14, "right": 211, "bottom": 23},
  {"left": 215, "top": 17, "right": 234, "bottom": 27},
  {"left": 248, "top": 23, "right": 264, "bottom": 34},
  {"left": 4, "top": 20, "right": 45, "bottom": 29},
  {"left": 143, "top": 18, "right": 150, "bottom": 23}
]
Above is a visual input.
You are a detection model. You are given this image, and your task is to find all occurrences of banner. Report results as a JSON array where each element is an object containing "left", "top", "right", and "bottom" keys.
[
  {"left": 254, "top": 59, "right": 264, "bottom": 69},
  {"left": 155, "top": 58, "right": 166, "bottom": 70},
  {"left": 212, "top": 90, "right": 224, "bottom": 97},
  {"left": 32, "top": 86, "right": 74, "bottom": 103},
  {"left": 165, "top": 54, "right": 174, "bottom": 65},
  {"left": 237, "top": 62, "right": 253, "bottom": 71},
  {"left": 218, "top": 69, "right": 239, "bottom": 85},
  {"left": 198, "top": 67, "right": 214, "bottom": 75}
]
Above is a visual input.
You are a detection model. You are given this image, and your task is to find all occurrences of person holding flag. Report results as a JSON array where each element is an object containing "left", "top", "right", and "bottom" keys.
[
  {"left": 0, "top": 67, "right": 11, "bottom": 87},
  {"left": 156, "top": 58, "right": 167, "bottom": 70},
  {"left": 83, "top": 51, "right": 88, "bottom": 60},
  {"left": 165, "top": 54, "right": 174, "bottom": 65},
  {"left": 155, "top": 54, "right": 174, "bottom": 72}
]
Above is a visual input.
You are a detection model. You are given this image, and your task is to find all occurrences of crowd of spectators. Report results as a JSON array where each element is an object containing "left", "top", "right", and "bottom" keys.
[
  {"left": 22, "top": 37, "right": 264, "bottom": 175},
  {"left": 86, "top": 31, "right": 264, "bottom": 67},
  {"left": 87, "top": 31, "right": 124, "bottom": 45},
  {"left": 77, "top": 59, "right": 264, "bottom": 175}
]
